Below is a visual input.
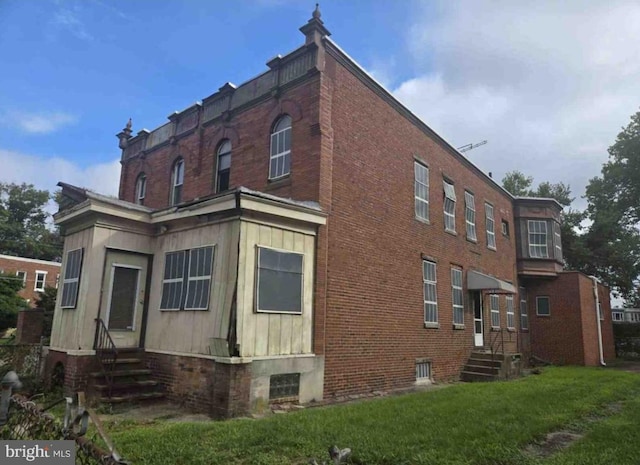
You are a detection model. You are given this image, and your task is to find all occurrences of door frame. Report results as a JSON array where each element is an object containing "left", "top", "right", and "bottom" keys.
[
  {"left": 104, "top": 263, "right": 142, "bottom": 332},
  {"left": 472, "top": 291, "right": 484, "bottom": 347}
]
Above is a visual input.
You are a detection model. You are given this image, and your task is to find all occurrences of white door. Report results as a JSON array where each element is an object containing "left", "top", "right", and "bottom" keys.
[
  {"left": 473, "top": 292, "right": 484, "bottom": 347},
  {"left": 100, "top": 251, "right": 148, "bottom": 348}
]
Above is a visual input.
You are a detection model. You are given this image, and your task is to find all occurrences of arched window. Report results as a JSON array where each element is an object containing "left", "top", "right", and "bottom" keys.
[
  {"left": 171, "top": 158, "right": 184, "bottom": 206},
  {"left": 269, "top": 115, "right": 291, "bottom": 180},
  {"left": 216, "top": 140, "right": 231, "bottom": 193},
  {"left": 135, "top": 173, "right": 146, "bottom": 205}
]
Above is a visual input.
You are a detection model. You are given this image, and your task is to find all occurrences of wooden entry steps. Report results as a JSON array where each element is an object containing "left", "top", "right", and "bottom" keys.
[
  {"left": 461, "top": 351, "right": 502, "bottom": 382},
  {"left": 90, "top": 349, "right": 164, "bottom": 404}
]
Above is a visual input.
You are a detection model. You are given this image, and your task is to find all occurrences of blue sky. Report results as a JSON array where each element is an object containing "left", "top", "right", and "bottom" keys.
[{"left": 1, "top": 0, "right": 640, "bottom": 211}]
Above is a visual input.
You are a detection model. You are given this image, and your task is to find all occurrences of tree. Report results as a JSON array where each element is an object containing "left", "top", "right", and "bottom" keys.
[
  {"left": 0, "top": 272, "right": 29, "bottom": 332},
  {"left": 502, "top": 171, "right": 533, "bottom": 197},
  {"left": 0, "top": 183, "right": 63, "bottom": 261},
  {"left": 34, "top": 286, "right": 57, "bottom": 340}
]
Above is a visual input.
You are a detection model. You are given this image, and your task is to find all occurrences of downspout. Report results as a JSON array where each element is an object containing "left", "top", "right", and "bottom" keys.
[{"left": 590, "top": 276, "right": 606, "bottom": 366}]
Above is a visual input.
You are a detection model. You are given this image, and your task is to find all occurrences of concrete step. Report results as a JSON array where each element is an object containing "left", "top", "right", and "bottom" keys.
[
  {"left": 460, "top": 370, "right": 498, "bottom": 382},
  {"left": 100, "top": 392, "right": 165, "bottom": 404},
  {"left": 463, "top": 364, "right": 500, "bottom": 375},
  {"left": 90, "top": 368, "right": 151, "bottom": 378},
  {"left": 114, "top": 357, "right": 143, "bottom": 365},
  {"left": 93, "top": 380, "right": 158, "bottom": 392},
  {"left": 467, "top": 357, "right": 502, "bottom": 368},
  {"left": 469, "top": 351, "right": 498, "bottom": 360}
]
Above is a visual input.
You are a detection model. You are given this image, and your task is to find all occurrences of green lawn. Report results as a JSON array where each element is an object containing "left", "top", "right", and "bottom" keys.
[{"left": 103, "top": 367, "right": 640, "bottom": 465}]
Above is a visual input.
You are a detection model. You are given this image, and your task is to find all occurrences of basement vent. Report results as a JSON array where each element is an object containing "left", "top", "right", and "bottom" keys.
[
  {"left": 269, "top": 373, "right": 301, "bottom": 400},
  {"left": 416, "top": 361, "right": 432, "bottom": 382}
]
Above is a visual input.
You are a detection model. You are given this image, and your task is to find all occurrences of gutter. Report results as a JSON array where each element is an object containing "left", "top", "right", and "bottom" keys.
[{"left": 590, "top": 276, "right": 606, "bottom": 366}]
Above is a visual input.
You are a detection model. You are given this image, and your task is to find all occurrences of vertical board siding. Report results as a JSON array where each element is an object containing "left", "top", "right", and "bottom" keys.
[{"left": 237, "top": 221, "right": 316, "bottom": 358}]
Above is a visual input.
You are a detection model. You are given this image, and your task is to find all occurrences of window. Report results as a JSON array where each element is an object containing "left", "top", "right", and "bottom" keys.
[
  {"left": 34, "top": 271, "right": 47, "bottom": 292},
  {"left": 160, "top": 246, "right": 215, "bottom": 311},
  {"left": 485, "top": 203, "right": 496, "bottom": 250},
  {"left": 443, "top": 180, "right": 456, "bottom": 232},
  {"left": 451, "top": 268, "right": 464, "bottom": 325},
  {"left": 269, "top": 115, "right": 292, "bottom": 180},
  {"left": 536, "top": 296, "right": 550, "bottom": 316},
  {"left": 135, "top": 173, "right": 146, "bottom": 205},
  {"left": 501, "top": 220, "right": 510, "bottom": 237},
  {"left": 256, "top": 247, "right": 303, "bottom": 313},
  {"left": 520, "top": 289, "right": 528, "bottom": 330},
  {"left": 598, "top": 302, "right": 604, "bottom": 320},
  {"left": 416, "top": 361, "right": 432, "bottom": 382},
  {"left": 465, "top": 191, "right": 477, "bottom": 241},
  {"left": 612, "top": 311, "right": 623, "bottom": 322},
  {"left": 216, "top": 140, "right": 231, "bottom": 193},
  {"left": 269, "top": 373, "right": 300, "bottom": 400},
  {"left": 423, "top": 260, "right": 438, "bottom": 325},
  {"left": 490, "top": 294, "right": 500, "bottom": 328},
  {"left": 16, "top": 271, "right": 26, "bottom": 286},
  {"left": 61, "top": 248, "right": 83, "bottom": 308},
  {"left": 528, "top": 220, "right": 548, "bottom": 258},
  {"left": 415, "top": 162, "right": 429, "bottom": 221},
  {"left": 506, "top": 295, "right": 515, "bottom": 329},
  {"left": 170, "top": 158, "right": 184, "bottom": 206},
  {"left": 554, "top": 222, "right": 562, "bottom": 261}
]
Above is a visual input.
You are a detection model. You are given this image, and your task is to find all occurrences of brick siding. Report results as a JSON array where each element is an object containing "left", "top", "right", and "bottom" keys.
[{"left": 0, "top": 255, "right": 61, "bottom": 306}]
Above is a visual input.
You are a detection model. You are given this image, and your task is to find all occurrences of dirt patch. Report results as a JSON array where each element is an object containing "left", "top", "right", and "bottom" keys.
[
  {"left": 525, "top": 431, "right": 583, "bottom": 458},
  {"left": 98, "top": 402, "right": 211, "bottom": 424}
]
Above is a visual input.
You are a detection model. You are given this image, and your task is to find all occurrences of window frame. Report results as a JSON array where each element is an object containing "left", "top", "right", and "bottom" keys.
[
  {"left": 536, "top": 296, "right": 550, "bottom": 316},
  {"left": 255, "top": 246, "right": 304, "bottom": 314},
  {"left": 216, "top": 140, "right": 232, "bottom": 193},
  {"left": 61, "top": 248, "right": 83, "bottom": 309},
  {"left": 485, "top": 202, "right": 496, "bottom": 250},
  {"left": 528, "top": 220, "right": 549, "bottom": 258},
  {"left": 520, "top": 289, "right": 528, "bottom": 330},
  {"left": 170, "top": 158, "right": 185, "bottom": 206},
  {"left": 443, "top": 180, "right": 456, "bottom": 233},
  {"left": 554, "top": 221, "right": 562, "bottom": 261},
  {"left": 506, "top": 295, "right": 515, "bottom": 329},
  {"left": 451, "top": 267, "right": 464, "bottom": 326},
  {"left": 159, "top": 245, "right": 215, "bottom": 311},
  {"left": 269, "top": 115, "right": 292, "bottom": 180},
  {"left": 414, "top": 162, "right": 430, "bottom": 222},
  {"left": 598, "top": 302, "right": 604, "bottom": 321},
  {"left": 34, "top": 271, "right": 47, "bottom": 292},
  {"left": 490, "top": 294, "right": 500, "bottom": 328},
  {"left": 501, "top": 220, "right": 510, "bottom": 237},
  {"left": 423, "top": 260, "right": 438, "bottom": 326},
  {"left": 16, "top": 271, "right": 26, "bottom": 286},
  {"left": 135, "top": 173, "right": 146, "bottom": 205},
  {"left": 465, "top": 191, "right": 477, "bottom": 241}
]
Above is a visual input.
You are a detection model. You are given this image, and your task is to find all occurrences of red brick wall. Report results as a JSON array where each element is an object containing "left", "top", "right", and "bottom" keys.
[
  {"left": 16, "top": 309, "right": 44, "bottom": 344},
  {"left": 0, "top": 255, "right": 61, "bottom": 306},
  {"left": 119, "top": 77, "right": 323, "bottom": 209},
  {"left": 44, "top": 350, "right": 99, "bottom": 395},
  {"left": 319, "top": 54, "right": 519, "bottom": 396}
]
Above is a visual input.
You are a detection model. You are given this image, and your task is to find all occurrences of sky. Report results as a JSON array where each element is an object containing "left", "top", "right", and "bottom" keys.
[{"left": 1, "top": 0, "right": 639, "bottom": 214}]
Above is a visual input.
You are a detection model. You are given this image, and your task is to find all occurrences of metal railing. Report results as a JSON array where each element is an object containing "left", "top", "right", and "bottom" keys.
[
  {"left": 93, "top": 319, "right": 117, "bottom": 398},
  {"left": 489, "top": 328, "right": 506, "bottom": 361}
]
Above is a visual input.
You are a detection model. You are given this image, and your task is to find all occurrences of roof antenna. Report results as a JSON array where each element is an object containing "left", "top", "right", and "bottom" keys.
[{"left": 457, "top": 140, "right": 487, "bottom": 154}]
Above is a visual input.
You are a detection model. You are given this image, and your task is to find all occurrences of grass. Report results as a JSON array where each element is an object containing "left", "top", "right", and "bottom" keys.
[{"left": 101, "top": 367, "right": 640, "bottom": 465}]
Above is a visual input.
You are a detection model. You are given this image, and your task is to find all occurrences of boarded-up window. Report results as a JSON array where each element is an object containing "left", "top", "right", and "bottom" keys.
[
  {"left": 160, "top": 246, "right": 214, "bottom": 311},
  {"left": 61, "top": 248, "right": 83, "bottom": 309},
  {"left": 256, "top": 247, "right": 303, "bottom": 313}
]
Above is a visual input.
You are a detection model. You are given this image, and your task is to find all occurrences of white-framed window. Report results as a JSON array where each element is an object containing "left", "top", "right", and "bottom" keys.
[
  {"left": 160, "top": 246, "right": 215, "bottom": 311},
  {"left": 415, "top": 162, "right": 429, "bottom": 221},
  {"left": 170, "top": 158, "right": 185, "bottom": 206},
  {"left": 554, "top": 222, "right": 562, "bottom": 261},
  {"left": 598, "top": 302, "right": 604, "bottom": 321},
  {"left": 34, "top": 271, "right": 47, "bottom": 292},
  {"left": 536, "top": 296, "right": 550, "bottom": 316},
  {"left": 135, "top": 173, "right": 146, "bottom": 205},
  {"left": 451, "top": 267, "right": 463, "bottom": 325},
  {"left": 612, "top": 311, "right": 623, "bottom": 322},
  {"left": 443, "top": 180, "right": 456, "bottom": 232},
  {"left": 506, "top": 295, "right": 515, "bottom": 329},
  {"left": 423, "top": 260, "right": 438, "bottom": 325},
  {"left": 216, "top": 140, "right": 232, "bottom": 193},
  {"left": 61, "top": 248, "right": 83, "bottom": 309},
  {"left": 465, "top": 191, "right": 477, "bottom": 241},
  {"left": 490, "top": 294, "right": 500, "bottom": 328},
  {"left": 269, "top": 115, "right": 292, "bottom": 180},
  {"left": 520, "top": 289, "right": 528, "bottom": 330},
  {"left": 528, "top": 220, "right": 548, "bottom": 258},
  {"left": 16, "top": 271, "right": 26, "bottom": 286},
  {"left": 485, "top": 203, "right": 496, "bottom": 250},
  {"left": 256, "top": 247, "right": 303, "bottom": 314},
  {"left": 416, "top": 360, "right": 432, "bottom": 382}
]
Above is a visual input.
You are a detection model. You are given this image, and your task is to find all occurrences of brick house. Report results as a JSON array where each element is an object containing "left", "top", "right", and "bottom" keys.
[
  {"left": 48, "top": 7, "right": 614, "bottom": 416},
  {"left": 0, "top": 254, "right": 61, "bottom": 306}
]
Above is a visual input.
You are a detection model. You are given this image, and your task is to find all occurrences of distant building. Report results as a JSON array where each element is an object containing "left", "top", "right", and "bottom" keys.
[
  {"left": 612, "top": 308, "right": 640, "bottom": 323},
  {"left": 0, "top": 254, "right": 61, "bottom": 306}
]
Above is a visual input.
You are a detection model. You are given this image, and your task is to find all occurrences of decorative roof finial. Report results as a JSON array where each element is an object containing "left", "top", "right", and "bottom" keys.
[
  {"left": 312, "top": 3, "right": 321, "bottom": 20},
  {"left": 125, "top": 118, "right": 132, "bottom": 131},
  {"left": 117, "top": 118, "right": 133, "bottom": 150}
]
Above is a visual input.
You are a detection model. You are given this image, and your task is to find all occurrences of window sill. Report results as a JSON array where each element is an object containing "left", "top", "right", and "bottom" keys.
[
  {"left": 536, "top": 313, "right": 550, "bottom": 317},
  {"left": 415, "top": 217, "right": 430, "bottom": 225},
  {"left": 490, "top": 326, "right": 501, "bottom": 331},
  {"left": 487, "top": 246, "right": 497, "bottom": 252},
  {"left": 466, "top": 237, "right": 478, "bottom": 244},
  {"left": 265, "top": 175, "right": 292, "bottom": 190},
  {"left": 424, "top": 322, "right": 440, "bottom": 329},
  {"left": 507, "top": 327, "right": 516, "bottom": 333},
  {"left": 453, "top": 324, "right": 465, "bottom": 330},
  {"left": 445, "top": 229, "right": 457, "bottom": 236},
  {"left": 521, "top": 329, "right": 529, "bottom": 333}
]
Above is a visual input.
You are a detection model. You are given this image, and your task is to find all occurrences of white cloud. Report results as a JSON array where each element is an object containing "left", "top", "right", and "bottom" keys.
[
  {"left": 52, "top": 6, "right": 93, "bottom": 41},
  {"left": 393, "top": 0, "right": 640, "bottom": 210},
  {"left": 3, "top": 111, "right": 77, "bottom": 135}
]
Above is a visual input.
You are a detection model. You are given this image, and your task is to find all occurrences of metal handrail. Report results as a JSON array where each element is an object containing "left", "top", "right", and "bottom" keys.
[{"left": 93, "top": 319, "right": 118, "bottom": 398}]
